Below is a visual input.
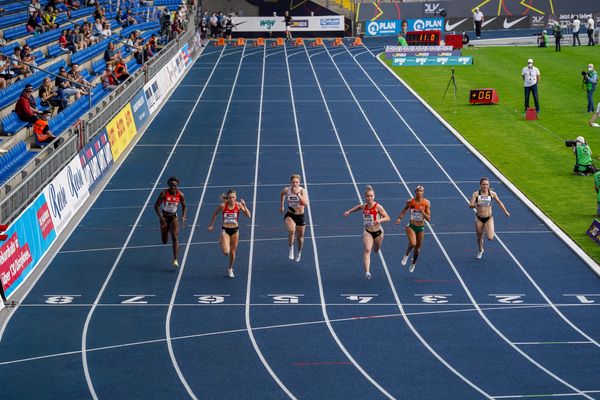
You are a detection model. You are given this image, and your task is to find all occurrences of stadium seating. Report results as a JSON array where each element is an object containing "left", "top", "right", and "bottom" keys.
[
  {"left": 0, "top": 11, "right": 27, "bottom": 29},
  {"left": 0, "top": 141, "right": 35, "bottom": 185}
]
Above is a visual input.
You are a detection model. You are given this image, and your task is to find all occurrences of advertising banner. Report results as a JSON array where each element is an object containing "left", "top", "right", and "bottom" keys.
[
  {"left": 130, "top": 89, "right": 151, "bottom": 130},
  {"left": 386, "top": 50, "right": 460, "bottom": 59},
  {"left": 0, "top": 194, "right": 56, "bottom": 298},
  {"left": 392, "top": 56, "right": 473, "bottom": 66},
  {"left": 42, "top": 156, "right": 91, "bottom": 235},
  {"left": 231, "top": 16, "right": 344, "bottom": 32},
  {"left": 586, "top": 219, "right": 600, "bottom": 245},
  {"left": 407, "top": 18, "right": 445, "bottom": 32},
  {"left": 366, "top": 20, "right": 401, "bottom": 36},
  {"left": 386, "top": 45, "right": 454, "bottom": 52},
  {"left": 79, "top": 130, "right": 113, "bottom": 193},
  {"left": 106, "top": 103, "right": 137, "bottom": 161}
]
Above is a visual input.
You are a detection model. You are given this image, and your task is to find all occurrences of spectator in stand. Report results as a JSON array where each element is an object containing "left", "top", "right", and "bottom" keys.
[
  {"left": 104, "top": 42, "right": 121, "bottom": 66},
  {"left": 114, "top": 58, "right": 130, "bottom": 83},
  {"left": 82, "top": 22, "right": 98, "bottom": 45},
  {"left": 148, "top": 33, "right": 161, "bottom": 53},
  {"left": 93, "top": 3, "right": 105, "bottom": 21},
  {"left": 59, "top": 29, "right": 74, "bottom": 52},
  {"left": 28, "top": 0, "right": 42, "bottom": 16},
  {"left": 100, "top": 21, "right": 112, "bottom": 37},
  {"left": 33, "top": 110, "right": 62, "bottom": 148},
  {"left": 161, "top": 12, "right": 172, "bottom": 40},
  {"left": 171, "top": 17, "right": 184, "bottom": 39},
  {"left": 126, "top": 32, "right": 144, "bottom": 64},
  {"left": 0, "top": 54, "right": 16, "bottom": 88},
  {"left": 199, "top": 19, "right": 207, "bottom": 45},
  {"left": 27, "top": 10, "right": 46, "bottom": 34},
  {"left": 115, "top": 9, "right": 126, "bottom": 27},
  {"left": 11, "top": 46, "right": 32, "bottom": 78},
  {"left": 43, "top": 6, "right": 59, "bottom": 29},
  {"left": 39, "top": 76, "right": 67, "bottom": 112},
  {"left": 216, "top": 11, "right": 224, "bottom": 36},
  {"left": 122, "top": 8, "right": 136, "bottom": 27},
  {"left": 55, "top": 66, "right": 82, "bottom": 101},
  {"left": 209, "top": 12, "right": 217, "bottom": 38},
  {"left": 15, "top": 84, "right": 40, "bottom": 123},
  {"left": 68, "top": 63, "right": 92, "bottom": 94},
  {"left": 20, "top": 45, "right": 37, "bottom": 68},
  {"left": 72, "top": 25, "right": 88, "bottom": 50},
  {"left": 176, "top": 5, "right": 187, "bottom": 23},
  {"left": 101, "top": 64, "right": 119, "bottom": 90}
]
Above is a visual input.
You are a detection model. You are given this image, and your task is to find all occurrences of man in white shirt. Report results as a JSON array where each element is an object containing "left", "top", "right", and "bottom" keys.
[
  {"left": 572, "top": 17, "right": 581, "bottom": 45},
  {"left": 473, "top": 8, "right": 484, "bottom": 38},
  {"left": 522, "top": 58, "right": 540, "bottom": 113},
  {"left": 586, "top": 17, "right": 595, "bottom": 45}
]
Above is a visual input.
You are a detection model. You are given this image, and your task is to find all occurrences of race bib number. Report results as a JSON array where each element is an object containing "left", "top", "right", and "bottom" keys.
[
  {"left": 410, "top": 209, "right": 423, "bottom": 222},
  {"left": 223, "top": 212, "right": 237, "bottom": 224},
  {"left": 363, "top": 214, "right": 375, "bottom": 227},
  {"left": 478, "top": 195, "right": 492, "bottom": 207},
  {"left": 288, "top": 195, "right": 300, "bottom": 207},
  {"left": 163, "top": 201, "right": 178, "bottom": 214}
]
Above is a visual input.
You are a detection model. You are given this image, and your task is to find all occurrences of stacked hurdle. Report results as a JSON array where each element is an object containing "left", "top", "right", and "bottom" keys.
[
  {"left": 214, "top": 37, "right": 225, "bottom": 46},
  {"left": 331, "top": 37, "right": 343, "bottom": 47},
  {"left": 253, "top": 38, "right": 265, "bottom": 47},
  {"left": 292, "top": 38, "right": 304, "bottom": 47},
  {"left": 272, "top": 37, "right": 284, "bottom": 47},
  {"left": 351, "top": 37, "right": 363, "bottom": 47},
  {"left": 310, "top": 38, "right": 324, "bottom": 47},
  {"left": 233, "top": 38, "right": 245, "bottom": 47}
]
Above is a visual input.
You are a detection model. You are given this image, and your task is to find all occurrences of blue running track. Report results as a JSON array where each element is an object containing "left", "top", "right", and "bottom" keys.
[{"left": 0, "top": 38, "right": 599, "bottom": 399}]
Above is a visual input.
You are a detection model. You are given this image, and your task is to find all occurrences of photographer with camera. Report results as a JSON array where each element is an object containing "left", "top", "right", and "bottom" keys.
[
  {"left": 567, "top": 136, "right": 596, "bottom": 175},
  {"left": 537, "top": 30, "right": 549, "bottom": 47},
  {"left": 583, "top": 64, "right": 598, "bottom": 112}
]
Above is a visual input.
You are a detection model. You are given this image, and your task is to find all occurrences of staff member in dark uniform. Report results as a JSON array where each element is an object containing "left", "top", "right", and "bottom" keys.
[
  {"left": 284, "top": 10, "right": 292, "bottom": 41},
  {"left": 154, "top": 177, "right": 187, "bottom": 268}
]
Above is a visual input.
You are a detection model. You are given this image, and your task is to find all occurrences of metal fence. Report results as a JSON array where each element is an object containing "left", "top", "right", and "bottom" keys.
[{"left": 0, "top": 17, "right": 197, "bottom": 226}]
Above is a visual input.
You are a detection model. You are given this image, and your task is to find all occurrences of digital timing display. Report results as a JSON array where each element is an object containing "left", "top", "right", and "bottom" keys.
[
  {"left": 469, "top": 89, "right": 499, "bottom": 104},
  {"left": 405, "top": 30, "right": 441, "bottom": 46}
]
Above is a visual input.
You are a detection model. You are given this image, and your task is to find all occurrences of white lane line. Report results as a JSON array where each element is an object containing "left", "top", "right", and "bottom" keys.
[
  {"left": 513, "top": 341, "right": 593, "bottom": 345},
  {"left": 164, "top": 42, "right": 249, "bottom": 400},
  {"left": 339, "top": 42, "right": 595, "bottom": 399},
  {"left": 311, "top": 43, "right": 492, "bottom": 398},
  {"left": 7, "top": 303, "right": 587, "bottom": 367},
  {"left": 245, "top": 42, "right": 297, "bottom": 398},
  {"left": 79, "top": 44, "right": 230, "bottom": 400},
  {"left": 287, "top": 43, "right": 395, "bottom": 399}
]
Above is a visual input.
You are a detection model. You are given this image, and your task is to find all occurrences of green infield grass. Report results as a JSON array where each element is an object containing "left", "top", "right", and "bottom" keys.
[{"left": 380, "top": 45, "right": 600, "bottom": 263}]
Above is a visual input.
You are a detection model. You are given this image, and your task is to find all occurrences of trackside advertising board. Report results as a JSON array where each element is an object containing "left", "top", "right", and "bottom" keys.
[
  {"left": 366, "top": 18, "right": 444, "bottom": 36},
  {"left": 392, "top": 56, "right": 473, "bottom": 66},
  {"left": 0, "top": 194, "right": 57, "bottom": 299},
  {"left": 79, "top": 130, "right": 113, "bottom": 193},
  {"left": 231, "top": 16, "right": 344, "bottom": 32}
]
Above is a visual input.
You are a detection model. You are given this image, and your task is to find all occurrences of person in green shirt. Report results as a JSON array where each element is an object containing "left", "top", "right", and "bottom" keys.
[
  {"left": 538, "top": 30, "right": 549, "bottom": 47},
  {"left": 594, "top": 170, "right": 600, "bottom": 216},
  {"left": 585, "top": 63, "right": 598, "bottom": 112},
  {"left": 573, "top": 136, "right": 595, "bottom": 175},
  {"left": 397, "top": 34, "right": 408, "bottom": 46}
]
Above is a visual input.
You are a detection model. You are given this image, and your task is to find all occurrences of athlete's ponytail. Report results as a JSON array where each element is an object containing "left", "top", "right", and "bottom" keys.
[
  {"left": 365, "top": 185, "right": 374, "bottom": 195},
  {"left": 220, "top": 188, "right": 236, "bottom": 201}
]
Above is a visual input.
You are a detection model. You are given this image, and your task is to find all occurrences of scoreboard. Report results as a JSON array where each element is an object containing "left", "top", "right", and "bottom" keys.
[{"left": 405, "top": 30, "right": 441, "bottom": 46}]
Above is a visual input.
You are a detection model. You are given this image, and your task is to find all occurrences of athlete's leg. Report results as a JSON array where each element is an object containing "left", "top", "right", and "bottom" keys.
[
  {"left": 296, "top": 225, "right": 305, "bottom": 251},
  {"left": 285, "top": 216, "right": 296, "bottom": 246},
  {"left": 160, "top": 219, "right": 169, "bottom": 244},
  {"left": 228, "top": 231, "right": 239, "bottom": 270},
  {"left": 475, "top": 218, "right": 484, "bottom": 251},
  {"left": 373, "top": 231, "right": 384, "bottom": 254},
  {"left": 413, "top": 231, "right": 424, "bottom": 263},
  {"left": 220, "top": 230, "right": 231, "bottom": 255},
  {"left": 169, "top": 218, "right": 180, "bottom": 261},
  {"left": 485, "top": 217, "right": 495, "bottom": 241},
  {"left": 363, "top": 231, "right": 373, "bottom": 274},
  {"left": 405, "top": 226, "right": 416, "bottom": 255}
]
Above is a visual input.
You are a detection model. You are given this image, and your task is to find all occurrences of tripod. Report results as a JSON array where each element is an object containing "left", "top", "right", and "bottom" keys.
[{"left": 443, "top": 68, "right": 458, "bottom": 99}]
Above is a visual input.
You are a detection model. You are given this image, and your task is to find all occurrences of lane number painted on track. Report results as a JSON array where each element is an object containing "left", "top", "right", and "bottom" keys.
[
  {"left": 44, "top": 295, "right": 81, "bottom": 304},
  {"left": 269, "top": 294, "right": 303, "bottom": 304},
  {"left": 119, "top": 295, "right": 155, "bottom": 304},
  {"left": 490, "top": 295, "right": 525, "bottom": 304},
  {"left": 195, "top": 295, "right": 230, "bottom": 304},
  {"left": 418, "top": 294, "right": 451, "bottom": 304},
  {"left": 342, "top": 294, "right": 378, "bottom": 303},
  {"left": 564, "top": 294, "right": 599, "bottom": 304}
]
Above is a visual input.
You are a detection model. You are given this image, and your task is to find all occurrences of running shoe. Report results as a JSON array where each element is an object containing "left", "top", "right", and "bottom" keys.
[
  {"left": 401, "top": 254, "right": 409, "bottom": 266},
  {"left": 365, "top": 271, "right": 371, "bottom": 279},
  {"left": 173, "top": 259, "right": 179, "bottom": 268},
  {"left": 409, "top": 263, "right": 416, "bottom": 273},
  {"left": 592, "top": 122, "right": 600, "bottom": 128},
  {"left": 227, "top": 269, "right": 235, "bottom": 278},
  {"left": 295, "top": 251, "right": 302, "bottom": 262},
  {"left": 476, "top": 249, "right": 484, "bottom": 259},
  {"left": 288, "top": 245, "right": 294, "bottom": 260}
]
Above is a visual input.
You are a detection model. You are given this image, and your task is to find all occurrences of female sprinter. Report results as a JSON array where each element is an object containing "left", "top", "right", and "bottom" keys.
[
  {"left": 396, "top": 185, "right": 431, "bottom": 273},
  {"left": 208, "top": 189, "right": 251, "bottom": 278},
  {"left": 280, "top": 174, "right": 309, "bottom": 262},
  {"left": 154, "top": 176, "right": 187, "bottom": 268},
  {"left": 343, "top": 185, "right": 390, "bottom": 279},
  {"left": 469, "top": 177, "right": 510, "bottom": 259}
]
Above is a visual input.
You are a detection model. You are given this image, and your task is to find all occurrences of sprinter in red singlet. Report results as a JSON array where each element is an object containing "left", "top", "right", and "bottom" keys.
[
  {"left": 396, "top": 185, "right": 431, "bottom": 273},
  {"left": 208, "top": 188, "right": 251, "bottom": 278},
  {"left": 154, "top": 176, "right": 187, "bottom": 268},
  {"left": 343, "top": 185, "right": 390, "bottom": 279}
]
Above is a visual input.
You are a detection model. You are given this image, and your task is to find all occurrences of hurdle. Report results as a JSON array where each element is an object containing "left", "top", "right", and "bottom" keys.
[
  {"left": 214, "top": 37, "right": 225, "bottom": 46},
  {"left": 272, "top": 37, "right": 284, "bottom": 47},
  {"left": 293, "top": 37, "right": 304, "bottom": 46},
  {"left": 351, "top": 37, "right": 363, "bottom": 46},
  {"left": 234, "top": 38, "right": 245, "bottom": 46},
  {"left": 332, "top": 37, "right": 343, "bottom": 47},
  {"left": 254, "top": 37, "right": 265, "bottom": 46},
  {"left": 311, "top": 37, "right": 324, "bottom": 47}
]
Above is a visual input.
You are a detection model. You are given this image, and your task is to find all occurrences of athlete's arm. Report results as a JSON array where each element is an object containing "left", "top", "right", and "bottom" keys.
[
  {"left": 208, "top": 203, "right": 225, "bottom": 231},
  {"left": 154, "top": 191, "right": 166, "bottom": 224},
  {"left": 395, "top": 201, "right": 411, "bottom": 224},
  {"left": 376, "top": 204, "right": 390, "bottom": 224},
  {"left": 423, "top": 200, "right": 431, "bottom": 222},
  {"left": 179, "top": 191, "right": 187, "bottom": 226},
  {"left": 238, "top": 200, "right": 251, "bottom": 218},
  {"left": 343, "top": 204, "right": 363, "bottom": 217},
  {"left": 279, "top": 187, "right": 288, "bottom": 213},
  {"left": 493, "top": 192, "right": 510, "bottom": 217},
  {"left": 468, "top": 191, "right": 478, "bottom": 208},
  {"left": 297, "top": 188, "right": 309, "bottom": 206}
]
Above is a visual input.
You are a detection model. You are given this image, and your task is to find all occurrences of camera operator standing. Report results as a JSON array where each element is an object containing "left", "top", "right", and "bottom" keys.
[
  {"left": 552, "top": 21, "right": 562, "bottom": 51},
  {"left": 568, "top": 136, "right": 595, "bottom": 175},
  {"left": 586, "top": 17, "right": 595, "bottom": 46},
  {"left": 584, "top": 64, "right": 598, "bottom": 112},
  {"left": 522, "top": 58, "right": 540, "bottom": 114}
]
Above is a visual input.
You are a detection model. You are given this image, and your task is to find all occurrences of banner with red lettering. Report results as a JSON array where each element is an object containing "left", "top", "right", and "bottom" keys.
[{"left": 0, "top": 194, "right": 57, "bottom": 299}]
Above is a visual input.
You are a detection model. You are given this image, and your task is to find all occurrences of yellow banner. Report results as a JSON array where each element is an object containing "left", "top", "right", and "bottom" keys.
[{"left": 106, "top": 103, "right": 137, "bottom": 161}]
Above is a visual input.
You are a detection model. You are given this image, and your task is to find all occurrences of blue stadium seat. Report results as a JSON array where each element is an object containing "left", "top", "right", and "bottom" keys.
[
  {"left": 0, "top": 11, "right": 28, "bottom": 29},
  {"left": 4, "top": 25, "right": 31, "bottom": 41},
  {"left": 47, "top": 43, "right": 69, "bottom": 58},
  {"left": 1, "top": 112, "right": 30, "bottom": 136}
]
